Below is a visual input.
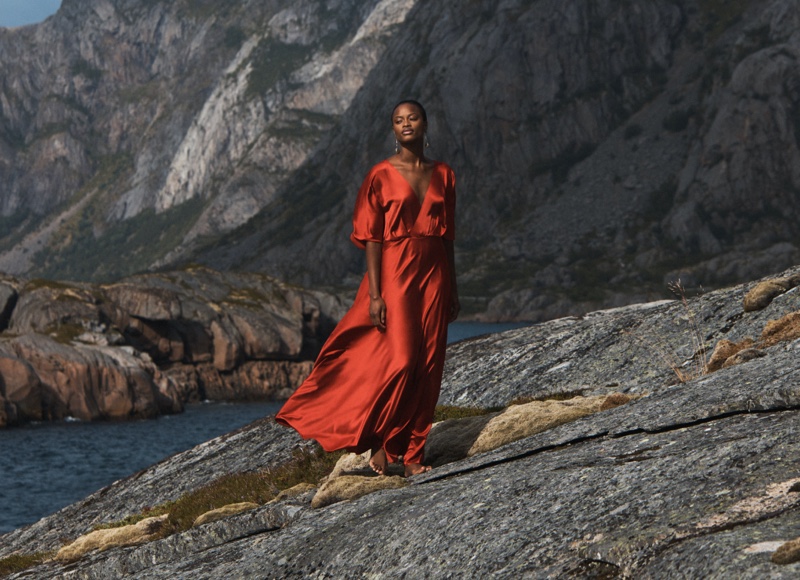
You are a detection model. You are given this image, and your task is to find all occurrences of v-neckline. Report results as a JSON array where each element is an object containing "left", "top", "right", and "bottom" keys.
[{"left": 386, "top": 160, "right": 436, "bottom": 207}]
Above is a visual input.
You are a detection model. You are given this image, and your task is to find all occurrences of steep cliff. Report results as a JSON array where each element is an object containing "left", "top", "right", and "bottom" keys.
[
  {"left": 2, "top": 0, "right": 800, "bottom": 321},
  {"left": 0, "top": 0, "right": 408, "bottom": 279}
]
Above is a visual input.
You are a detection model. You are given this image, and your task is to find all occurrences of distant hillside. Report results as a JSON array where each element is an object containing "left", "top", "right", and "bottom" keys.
[{"left": 1, "top": 0, "right": 800, "bottom": 320}]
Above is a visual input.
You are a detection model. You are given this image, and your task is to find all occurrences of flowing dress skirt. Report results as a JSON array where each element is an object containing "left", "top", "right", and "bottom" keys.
[{"left": 276, "top": 235, "right": 450, "bottom": 465}]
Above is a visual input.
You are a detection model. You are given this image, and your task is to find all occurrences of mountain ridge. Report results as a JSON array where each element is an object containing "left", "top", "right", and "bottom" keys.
[{"left": 2, "top": 0, "right": 800, "bottom": 321}]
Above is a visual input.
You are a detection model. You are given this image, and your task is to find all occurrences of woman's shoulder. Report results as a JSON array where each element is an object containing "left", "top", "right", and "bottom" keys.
[
  {"left": 363, "top": 159, "right": 395, "bottom": 181},
  {"left": 432, "top": 160, "right": 454, "bottom": 175}
]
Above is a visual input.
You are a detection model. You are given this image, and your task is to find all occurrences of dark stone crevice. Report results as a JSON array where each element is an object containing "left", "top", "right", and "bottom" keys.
[{"left": 415, "top": 404, "right": 800, "bottom": 485}]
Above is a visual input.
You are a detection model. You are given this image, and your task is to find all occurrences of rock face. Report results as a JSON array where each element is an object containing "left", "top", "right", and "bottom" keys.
[
  {"left": 3, "top": 1, "right": 800, "bottom": 320},
  {"left": 0, "top": 267, "right": 348, "bottom": 427},
  {"left": 2, "top": 266, "right": 800, "bottom": 576}
]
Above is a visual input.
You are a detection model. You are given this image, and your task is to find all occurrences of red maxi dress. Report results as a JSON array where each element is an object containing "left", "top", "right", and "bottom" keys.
[{"left": 276, "top": 159, "right": 456, "bottom": 466}]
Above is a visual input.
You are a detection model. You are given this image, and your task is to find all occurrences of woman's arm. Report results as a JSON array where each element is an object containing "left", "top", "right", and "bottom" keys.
[
  {"left": 366, "top": 241, "right": 386, "bottom": 331},
  {"left": 444, "top": 239, "right": 460, "bottom": 321}
]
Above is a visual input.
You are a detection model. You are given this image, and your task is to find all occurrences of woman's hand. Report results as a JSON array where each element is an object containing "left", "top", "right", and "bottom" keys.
[
  {"left": 449, "top": 291, "right": 460, "bottom": 322},
  {"left": 369, "top": 295, "right": 386, "bottom": 331}
]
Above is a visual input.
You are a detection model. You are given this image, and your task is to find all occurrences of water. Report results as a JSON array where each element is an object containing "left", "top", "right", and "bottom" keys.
[
  {"left": 0, "top": 321, "right": 529, "bottom": 535},
  {"left": 447, "top": 320, "right": 529, "bottom": 343},
  {"left": 0, "top": 401, "right": 282, "bottom": 534}
]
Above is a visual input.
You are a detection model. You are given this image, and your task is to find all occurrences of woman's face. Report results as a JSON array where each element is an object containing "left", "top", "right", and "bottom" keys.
[{"left": 392, "top": 103, "right": 426, "bottom": 146}]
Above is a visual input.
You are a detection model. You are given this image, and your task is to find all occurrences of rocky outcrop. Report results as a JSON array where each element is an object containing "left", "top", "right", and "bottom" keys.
[
  {"left": 5, "top": 334, "right": 180, "bottom": 423},
  {"left": 2, "top": 266, "right": 800, "bottom": 576},
  {"left": 0, "top": 267, "right": 348, "bottom": 426}
]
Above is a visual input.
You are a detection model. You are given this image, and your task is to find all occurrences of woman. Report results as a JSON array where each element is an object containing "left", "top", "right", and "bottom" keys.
[{"left": 276, "top": 100, "right": 459, "bottom": 477}]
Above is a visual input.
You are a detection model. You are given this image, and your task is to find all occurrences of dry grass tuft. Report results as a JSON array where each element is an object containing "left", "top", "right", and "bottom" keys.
[
  {"left": 468, "top": 395, "right": 628, "bottom": 456},
  {"left": 772, "top": 537, "right": 800, "bottom": 565},
  {"left": 628, "top": 280, "right": 709, "bottom": 383},
  {"left": 743, "top": 274, "right": 800, "bottom": 312},
  {"left": 667, "top": 280, "right": 708, "bottom": 381},
  {"left": 722, "top": 348, "right": 765, "bottom": 368},
  {"left": 56, "top": 515, "right": 167, "bottom": 562},
  {"left": 600, "top": 392, "right": 632, "bottom": 411},
  {"left": 508, "top": 389, "right": 587, "bottom": 406},
  {"left": 761, "top": 312, "right": 800, "bottom": 347},
  {"left": 192, "top": 502, "right": 259, "bottom": 528},
  {"left": 698, "top": 310, "right": 800, "bottom": 375},
  {"left": 160, "top": 446, "right": 343, "bottom": 535},
  {"left": 743, "top": 280, "right": 791, "bottom": 312},
  {"left": 311, "top": 475, "right": 406, "bottom": 509},
  {"left": 706, "top": 338, "right": 755, "bottom": 372},
  {"left": 270, "top": 482, "right": 318, "bottom": 503}
]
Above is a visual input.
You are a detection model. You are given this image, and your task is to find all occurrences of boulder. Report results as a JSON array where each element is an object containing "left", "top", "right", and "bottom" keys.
[
  {"left": 8, "top": 334, "right": 181, "bottom": 421},
  {"left": 0, "top": 268, "right": 345, "bottom": 425},
  {"left": 8, "top": 281, "right": 103, "bottom": 339},
  {"left": 0, "top": 354, "right": 42, "bottom": 422},
  {"left": 102, "top": 269, "right": 339, "bottom": 370}
]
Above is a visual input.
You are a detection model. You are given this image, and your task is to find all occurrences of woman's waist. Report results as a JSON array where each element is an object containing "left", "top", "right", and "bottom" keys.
[{"left": 382, "top": 234, "right": 445, "bottom": 246}]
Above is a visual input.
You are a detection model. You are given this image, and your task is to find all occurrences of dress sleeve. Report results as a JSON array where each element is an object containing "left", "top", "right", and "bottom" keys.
[
  {"left": 350, "top": 171, "right": 385, "bottom": 249},
  {"left": 442, "top": 168, "right": 456, "bottom": 241}
]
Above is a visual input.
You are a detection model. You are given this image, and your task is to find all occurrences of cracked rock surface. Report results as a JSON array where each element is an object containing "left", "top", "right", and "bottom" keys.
[{"left": 3, "top": 268, "right": 800, "bottom": 577}]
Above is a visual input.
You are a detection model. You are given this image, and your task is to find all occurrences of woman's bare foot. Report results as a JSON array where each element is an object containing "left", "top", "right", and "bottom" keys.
[
  {"left": 369, "top": 448, "right": 388, "bottom": 475},
  {"left": 404, "top": 463, "right": 431, "bottom": 477}
]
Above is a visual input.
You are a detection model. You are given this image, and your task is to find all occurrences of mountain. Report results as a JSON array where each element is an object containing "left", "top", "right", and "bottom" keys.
[{"left": 1, "top": 0, "right": 800, "bottom": 321}]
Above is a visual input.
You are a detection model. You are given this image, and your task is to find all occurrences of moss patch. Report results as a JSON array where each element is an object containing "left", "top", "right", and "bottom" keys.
[
  {"left": 0, "top": 552, "right": 50, "bottom": 576},
  {"left": 45, "top": 322, "right": 87, "bottom": 345},
  {"left": 35, "top": 196, "right": 207, "bottom": 283},
  {"left": 97, "top": 445, "right": 344, "bottom": 540},
  {"left": 433, "top": 404, "right": 501, "bottom": 422}
]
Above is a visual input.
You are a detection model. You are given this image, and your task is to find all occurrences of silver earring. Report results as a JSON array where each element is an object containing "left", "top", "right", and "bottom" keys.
[
  {"left": 395, "top": 138, "right": 400, "bottom": 154},
  {"left": 424, "top": 132, "right": 430, "bottom": 149}
]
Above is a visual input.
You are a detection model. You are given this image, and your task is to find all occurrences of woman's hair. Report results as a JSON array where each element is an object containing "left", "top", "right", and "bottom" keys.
[{"left": 391, "top": 99, "right": 427, "bottom": 123}]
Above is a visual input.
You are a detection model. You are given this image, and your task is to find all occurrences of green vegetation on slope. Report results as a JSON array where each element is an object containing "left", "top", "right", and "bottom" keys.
[{"left": 33, "top": 196, "right": 207, "bottom": 283}]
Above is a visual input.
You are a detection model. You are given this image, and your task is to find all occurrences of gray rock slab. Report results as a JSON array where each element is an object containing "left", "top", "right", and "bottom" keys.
[
  {"left": 32, "top": 410, "right": 799, "bottom": 579},
  {"left": 441, "top": 268, "right": 800, "bottom": 408}
]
